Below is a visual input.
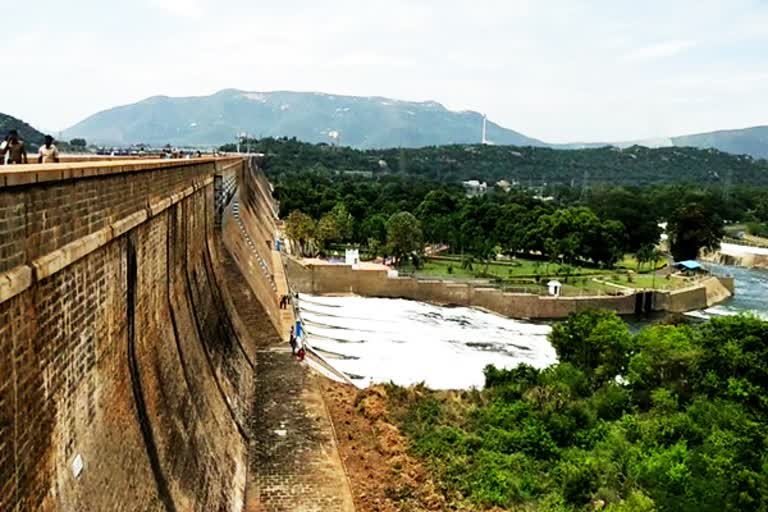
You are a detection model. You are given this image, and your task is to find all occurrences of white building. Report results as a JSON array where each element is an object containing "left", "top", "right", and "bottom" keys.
[
  {"left": 462, "top": 180, "right": 488, "bottom": 197},
  {"left": 547, "top": 280, "right": 562, "bottom": 297}
]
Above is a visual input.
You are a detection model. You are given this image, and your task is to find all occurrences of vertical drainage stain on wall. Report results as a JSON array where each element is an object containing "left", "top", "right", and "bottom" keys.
[{"left": 126, "top": 234, "right": 177, "bottom": 512}]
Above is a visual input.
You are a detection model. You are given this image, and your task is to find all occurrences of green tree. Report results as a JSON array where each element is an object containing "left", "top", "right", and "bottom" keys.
[
  {"left": 361, "top": 214, "right": 388, "bottom": 246},
  {"left": 386, "top": 211, "right": 423, "bottom": 266},
  {"left": 636, "top": 244, "right": 656, "bottom": 272},
  {"left": 330, "top": 202, "right": 354, "bottom": 242},
  {"left": 69, "top": 137, "right": 87, "bottom": 148},
  {"left": 549, "top": 310, "right": 632, "bottom": 387},
  {"left": 627, "top": 325, "right": 701, "bottom": 406},
  {"left": 668, "top": 203, "right": 724, "bottom": 261},
  {"left": 590, "top": 187, "right": 661, "bottom": 253},
  {"left": 283, "top": 210, "right": 316, "bottom": 257},
  {"left": 315, "top": 213, "right": 340, "bottom": 253}
]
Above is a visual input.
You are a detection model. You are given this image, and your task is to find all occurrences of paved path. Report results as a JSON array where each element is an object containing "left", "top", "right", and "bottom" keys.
[
  {"left": 246, "top": 351, "right": 355, "bottom": 511},
  {"left": 222, "top": 250, "right": 355, "bottom": 512}
]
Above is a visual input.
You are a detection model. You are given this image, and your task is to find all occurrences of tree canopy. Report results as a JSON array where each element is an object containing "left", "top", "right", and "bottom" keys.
[{"left": 388, "top": 313, "right": 768, "bottom": 511}]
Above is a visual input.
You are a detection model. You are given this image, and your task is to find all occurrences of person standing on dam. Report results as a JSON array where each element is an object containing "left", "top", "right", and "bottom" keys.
[
  {"left": 3, "top": 130, "right": 27, "bottom": 164},
  {"left": 38, "top": 135, "right": 60, "bottom": 163},
  {"left": 289, "top": 325, "right": 297, "bottom": 354}
]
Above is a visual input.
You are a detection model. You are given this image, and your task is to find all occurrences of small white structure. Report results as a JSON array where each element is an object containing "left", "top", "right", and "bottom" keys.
[
  {"left": 547, "top": 280, "right": 562, "bottom": 297},
  {"left": 345, "top": 248, "right": 360, "bottom": 267},
  {"left": 462, "top": 180, "right": 488, "bottom": 197}
]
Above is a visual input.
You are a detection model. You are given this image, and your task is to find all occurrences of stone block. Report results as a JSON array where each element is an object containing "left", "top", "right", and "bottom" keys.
[{"left": 0, "top": 265, "right": 33, "bottom": 303}]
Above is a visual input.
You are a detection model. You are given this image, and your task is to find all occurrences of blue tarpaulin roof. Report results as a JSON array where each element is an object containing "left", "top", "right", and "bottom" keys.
[{"left": 675, "top": 260, "right": 703, "bottom": 270}]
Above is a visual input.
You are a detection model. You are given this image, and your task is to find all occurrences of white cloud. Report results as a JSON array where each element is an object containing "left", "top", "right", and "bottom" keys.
[
  {"left": 148, "top": 0, "right": 205, "bottom": 18},
  {"left": 623, "top": 40, "right": 698, "bottom": 61},
  {"left": 3, "top": 0, "right": 768, "bottom": 142}
]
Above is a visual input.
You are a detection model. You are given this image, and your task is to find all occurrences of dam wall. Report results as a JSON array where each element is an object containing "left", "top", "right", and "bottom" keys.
[
  {"left": 286, "top": 259, "right": 733, "bottom": 318},
  {"left": 0, "top": 157, "right": 269, "bottom": 511},
  {"left": 222, "top": 159, "right": 283, "bottom": 336}
]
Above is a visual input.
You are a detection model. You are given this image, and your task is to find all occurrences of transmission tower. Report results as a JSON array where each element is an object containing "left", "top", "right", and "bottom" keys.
[{"left": 579, "top": 170, "right": 590, "bottom": 202}]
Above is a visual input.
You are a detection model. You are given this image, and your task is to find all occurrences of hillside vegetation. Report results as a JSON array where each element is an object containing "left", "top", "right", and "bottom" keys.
[
  {"left": 381, "top": 312, "right": 768, "bottom": 511},
  {"left": 239, "top": 137, "right": 768, "bottom": 188},
  {"left": 0, "top": 112, "right": 46, "bottom": 147}
]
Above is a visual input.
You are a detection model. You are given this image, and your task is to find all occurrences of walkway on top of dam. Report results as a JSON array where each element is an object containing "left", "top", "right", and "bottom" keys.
[{"left": 222, "top": 248, "right": 355, "bottom": 512}]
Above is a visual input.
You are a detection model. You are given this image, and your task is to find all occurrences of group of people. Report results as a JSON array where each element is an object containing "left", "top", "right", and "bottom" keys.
[
  {"left": 282, "top": 293, "right": 306, "bottom": 360},
  {"left": 0, "top": 130, "right": 60, "bottom": 165},
  {"left": 161, "top": 148, "right": 204, "bottom": 160}
]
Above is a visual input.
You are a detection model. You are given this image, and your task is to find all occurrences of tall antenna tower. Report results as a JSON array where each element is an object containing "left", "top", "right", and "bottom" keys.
[{"left": 481, "top": 114, "right": 489, "bottom": 145}]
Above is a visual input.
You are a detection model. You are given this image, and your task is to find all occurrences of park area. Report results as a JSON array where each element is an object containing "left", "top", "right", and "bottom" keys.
[{"left": 398, "top": 254, "right": 691, "bottom": 296}]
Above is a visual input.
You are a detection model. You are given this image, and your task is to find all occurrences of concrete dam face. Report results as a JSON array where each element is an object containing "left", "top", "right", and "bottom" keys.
[{"left": 0, "top": 157, "right": 288, "bottom": 511}]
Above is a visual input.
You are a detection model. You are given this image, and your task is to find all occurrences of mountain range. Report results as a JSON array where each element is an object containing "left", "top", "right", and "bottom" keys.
[
  {"left": 4, "top": 89, "right": 765, "bottom": 158},
  {"left": 62, "top": 89, "right": 543, "bottom": 149}
]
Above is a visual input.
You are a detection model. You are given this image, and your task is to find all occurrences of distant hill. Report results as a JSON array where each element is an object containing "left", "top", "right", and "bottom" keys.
[
  {"left": 0, "top": 112, "right": 46, "bottom": 148},
  {"left": 671, "top": 126, "right": 768, "bottom": 159},
  {"left": 558, "top": 127, "right": 768, "bottom": 160},
  {"left": 62, "top": 89, "right": 546, "bottom": 149}
]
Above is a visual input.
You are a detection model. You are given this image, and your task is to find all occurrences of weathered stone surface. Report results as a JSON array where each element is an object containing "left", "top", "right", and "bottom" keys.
[
  {"left": 0, "top": 158, "right": 251, "bottom": 511},
  {"left": 0, "top": 156, "right": 354, "bottom": 511}
]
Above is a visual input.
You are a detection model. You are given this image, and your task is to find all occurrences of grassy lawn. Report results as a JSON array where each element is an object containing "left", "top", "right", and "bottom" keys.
[
  {"left": 414, "top": 256, "right": 611, "bottom": 280},
  {"left": 616, "top": 255, "right": 667, "bottom": 272},
  {"left": 599, "top": 273, "right": 690, "bottom": 290},
  {"left": 398, "top": 254, "right": 681, "bottom": 294}
]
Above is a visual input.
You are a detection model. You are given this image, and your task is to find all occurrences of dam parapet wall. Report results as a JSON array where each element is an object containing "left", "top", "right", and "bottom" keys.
[{"left": 0, "top": 156, "right": 273, "bottom": 511}]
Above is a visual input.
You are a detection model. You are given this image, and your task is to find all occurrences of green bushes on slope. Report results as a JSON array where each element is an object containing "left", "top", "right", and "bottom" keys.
[{"left": 387, "top": 313, "right": 768, "bottom": 511}]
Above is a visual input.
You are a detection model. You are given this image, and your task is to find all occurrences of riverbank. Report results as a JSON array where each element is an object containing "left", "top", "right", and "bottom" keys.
[{"left": 320, "top": 380, "right": 449, "bottom": 512}]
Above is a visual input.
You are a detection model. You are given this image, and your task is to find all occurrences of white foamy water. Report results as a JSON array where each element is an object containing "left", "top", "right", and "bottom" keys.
[{"left": 298, "top": 294, "right": 557, "bottom": 390}]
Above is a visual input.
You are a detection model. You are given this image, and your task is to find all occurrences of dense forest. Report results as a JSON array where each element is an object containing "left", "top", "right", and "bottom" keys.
[
  {"left": 220, "top": 137, "right": 768, "bottom": 262},
  {"left": 266, "top": 163, "right": 748, "bottom": 265},
  {"left": 225, "top": 136, "right": 768, "bottom": 187},
  {"left": 384, "top": 312, "right": 768, "bottom": 511}
]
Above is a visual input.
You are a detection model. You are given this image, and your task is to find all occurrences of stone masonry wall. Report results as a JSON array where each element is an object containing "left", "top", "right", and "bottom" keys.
[
  {"left": 222, "top": 161, "right": 283, "bottom": 335},
  {"left": 0, "top": 158, "right": 254, "bottom": 511}
]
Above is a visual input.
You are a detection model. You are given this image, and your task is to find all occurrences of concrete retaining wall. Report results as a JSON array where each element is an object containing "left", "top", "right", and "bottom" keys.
[
  {"left": 287, "top": 261, "right": 639, "bottom": 318},
  {"left": 287, "top": 261, "right": 733, "bottom": 319}
]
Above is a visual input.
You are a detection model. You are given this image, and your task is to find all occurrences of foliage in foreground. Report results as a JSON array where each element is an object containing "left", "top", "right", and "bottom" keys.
[{"left": 387, "top": 312, "right": 768, "bottom": 511}]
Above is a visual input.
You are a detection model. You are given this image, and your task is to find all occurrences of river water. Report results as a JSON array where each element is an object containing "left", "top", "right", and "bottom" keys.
[
  {"left": 698, "top": 263, "right": 768, "bottom": 319},
  {"left": 299, "top": 264, "right": 768, "bottom": 389}
]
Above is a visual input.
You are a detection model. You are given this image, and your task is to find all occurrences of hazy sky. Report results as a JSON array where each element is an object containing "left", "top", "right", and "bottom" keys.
[{"left": 4, "top": 0, "right": 767, "bottom": 142}]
